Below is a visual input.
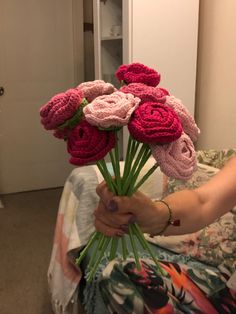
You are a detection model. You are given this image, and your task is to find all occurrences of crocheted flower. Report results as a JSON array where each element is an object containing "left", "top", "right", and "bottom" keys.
[
  {"left": 83, "top": 91, "right": 140, "bottom": 128},
  {"left": 120, "top": 83, "right": 169, "bottom": 104},
  {"left": 77, "top": 80, "right": 116, "bottom": 103},
  {"left": 40, "top": 88, "right": 84, "bottom": 130},
  {"left": 151, "top": 133, "right": 197, "bottom": 180},
  {"left": 67, "top": 120, "right": 116, "bottom": 166},
  {"left": 128, "top": 102, "right": 183, "bottom": 144},
  {"left": 165, "top": 96, "right": 200, "bottom": 142},
  {"left": 115, "top": 63, "right": 161, "bottom": 87},
  {"left": 53, "top": 129, "right": 71, "bottom": 140}
]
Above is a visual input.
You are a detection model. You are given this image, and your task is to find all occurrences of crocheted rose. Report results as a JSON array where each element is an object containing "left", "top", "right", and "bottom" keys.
[
  {"left": 120, "top": 83, "right": 169, "bottom": 104},
  {"left": 115, "top": 63, "right": 161, "bottom": 87},
  {"left": 165, "top": 95, "right": 200, "bottom": 142},
  {"left": 83, "top": 91, "right": 140, "bottom": 128},
  {"left": 53, "top": 129, "right": 71, "bottom": 140},
  {"left": 67, "top": 120, "right": 116, "bottom": 166},
  {"left": 77, "top": 80, "right": 116, "bottom": 103},
  {"left": 151, "top": 133, "right": 197, "bottom": 180},
  {"left": 128, "top": 102, "right": 183, "bottom": 144},
  {"left": 40, "top": 88, "right": 84, "bottom": 130}
]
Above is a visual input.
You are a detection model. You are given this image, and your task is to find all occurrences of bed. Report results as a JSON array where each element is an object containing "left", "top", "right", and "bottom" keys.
[{"left": 47, "top": 149, "right": 236, "bottom": 313}]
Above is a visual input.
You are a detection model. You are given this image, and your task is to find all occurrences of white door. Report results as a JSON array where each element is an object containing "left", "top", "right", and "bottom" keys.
[{"left": 0, "top": 0, "right": 83, "bottom": 194}]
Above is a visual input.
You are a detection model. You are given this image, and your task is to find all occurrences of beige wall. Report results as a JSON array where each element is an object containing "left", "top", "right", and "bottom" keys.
[{"left": 195, "top": 0, "right": 236, "bottom": 149}]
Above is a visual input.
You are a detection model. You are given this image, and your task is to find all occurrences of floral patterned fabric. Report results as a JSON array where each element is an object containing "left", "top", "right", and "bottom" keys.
[
  {"left": 82, "top": 149, "right": 236, "bottom": 313},
  {"left": 99, "top": 258, "right": 236, "bottom": 314},
  {"left": 147, "top": 149, "right": 236, "bottom": 274}
]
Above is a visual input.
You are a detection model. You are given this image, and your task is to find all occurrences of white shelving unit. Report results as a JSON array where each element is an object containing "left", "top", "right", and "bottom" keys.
[
  {"left": 93, "top": 0, "right": 199, "bottom": 155},
  {"left": 93, "top": 0, "right": 122, "bottom": 88}
]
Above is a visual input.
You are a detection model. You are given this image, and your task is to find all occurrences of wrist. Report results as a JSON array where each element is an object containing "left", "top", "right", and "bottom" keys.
[{"left": 151, "top": 199, "right": 180, "bottom": 237}]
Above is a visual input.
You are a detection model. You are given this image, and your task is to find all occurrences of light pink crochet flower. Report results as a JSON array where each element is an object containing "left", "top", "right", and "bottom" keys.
[
  {"left": 83, "top": 91, "right": 140, "bottom": 128},
  {"left": 77, "top": 80, "right": 116, "bottom": 103},
  {"left": 165, "top": 95, "right": 200, "bottom": 142},
  {"left": 151, "top": 132, "right": 197, "bottom": 180},
  {"left": 40, "top": 88, "right": 84, "bottom": 130},
  {"left": 120, "top": 83, "right": 168, "bottom": 104}
]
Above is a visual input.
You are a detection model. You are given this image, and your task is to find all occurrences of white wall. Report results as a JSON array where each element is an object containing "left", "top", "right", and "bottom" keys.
[
  {"left": 128, "top": 0, "right": 199, "bottom": 116},
  {"left": 196, "top": 0, "right": 236, "bottom": 149}
]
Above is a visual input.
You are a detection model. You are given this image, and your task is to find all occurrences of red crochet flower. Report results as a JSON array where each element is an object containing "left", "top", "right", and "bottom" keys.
[
  {"left": 128, "top": 102, "right": 183, "bottom": 144},
  {"left": 115, "top": 63, "right": 161, "bottom": 87},
  {"left": 67, "top": 120, "right": 116, "bottom": 166},
  {"left": 120, "top": 83, "right": 168, "bottom": 104},
  {"left": 40, "top": 88, "right": 84, "bottom": 130}
]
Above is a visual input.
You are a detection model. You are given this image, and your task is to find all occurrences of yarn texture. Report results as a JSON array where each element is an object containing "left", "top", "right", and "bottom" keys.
[
  {"left": 40, "top": 88, "right": 84, "bottom": 130},
  {"left": 67, "top": 120, "right": 116, "bottom": 166},
  {"left": 128, "top": 102, "right": 183, "bottom": 144},
  {"left": 151, "top": 132, "right": 197, "bottom": 180},
  {"left": 83, "top": 91, "right": 140, "bottom": 128},
  {"left": 115, "top": 63, "right": 161, "bottom": 87},
  {"left": 166, "top": 95, "right": 200, "bottom": 142},
  {"left": 120, "top": 83, "right": 168, "bottom": 104},
  {"left": 77, "top": 80, "right": 116, "bottom": 103}
]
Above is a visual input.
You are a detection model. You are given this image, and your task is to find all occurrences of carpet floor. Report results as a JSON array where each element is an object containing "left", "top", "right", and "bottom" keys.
[{"left": 0, "top": 188, "right": 63, "bottom": 314}]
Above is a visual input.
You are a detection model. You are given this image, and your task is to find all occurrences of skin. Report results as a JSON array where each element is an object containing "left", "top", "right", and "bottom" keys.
[{"left": 94, "top": 156, "right": 236, "bottom": 237}]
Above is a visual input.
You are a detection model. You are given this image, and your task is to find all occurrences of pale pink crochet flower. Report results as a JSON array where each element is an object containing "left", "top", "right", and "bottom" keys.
[
  {"left": 120, "top": 83, "right": 168, "bottom": 104},
  {"left": 83, "top": 91, "right": 140, "bottom": 128},
  {"left": 151, "top": 132, "right": 197, "bottom": 180},
  {"left": 40, "top": 88, "right": 84, "bottom": 130},
  {"left": 77, "top": 80, "right": 116, "bottom": 103},
  {"left": 165, "top": 95, "right": 200, "bottom": 142}
]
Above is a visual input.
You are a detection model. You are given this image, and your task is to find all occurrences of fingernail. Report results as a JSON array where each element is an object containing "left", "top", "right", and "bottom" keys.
[
  {"left": 107, "top": 200, "right": 118, "bottom": 212},
  {"left": 116, "top": 230, "right": 125, "bottom": 237},
  {"left": 128, "top": 215, "right": 136, "bottom": 224}
]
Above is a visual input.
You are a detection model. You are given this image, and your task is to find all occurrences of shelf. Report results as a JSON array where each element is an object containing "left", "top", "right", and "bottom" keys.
[{"left": 101, "top": 35, "right": 122, "bottom": 41}]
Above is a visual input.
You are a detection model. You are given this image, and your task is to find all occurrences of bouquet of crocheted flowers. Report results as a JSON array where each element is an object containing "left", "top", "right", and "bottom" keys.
[{"left": 40, "top": 62, "right": 200, "bottom": 280}]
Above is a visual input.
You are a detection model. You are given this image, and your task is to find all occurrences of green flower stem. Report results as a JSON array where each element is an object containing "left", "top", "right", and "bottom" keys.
[
  {"left": 109, "top": 238, "right": 119, "bottom": 261},
  {"left": 122, "top": 138, "right": 140, "bottom": 189},
  {"left": 87, "top": 233, "right": 104, "bottom": 270},
  {"left": 126, "top": 148, "right": 151, "bottom": 196},
  {"left": 75, "top": 231, "right": 99, "bottom": 266},
  {"left": 132, "top": 163, "right": 159, "bottom": 193},
  {"left": 122, "top": 143, "right": 149, "bottom": 195},
  {"left": 121, "top": 237, "right": 128, "bottom": 260},
  {"left": 133, "top": 223, "right": 164, "bottom": 275},
  {"left": 122, "top": 135, "right": 132, "bottom": 178},
  {"left": 97, "top": 160, "right": 117, "bottom": 194},
  {"left": 128, "top": 225, "right": 141, "bottom": 271},
  {"left": 87, "top": 236, "right": 111, "bottom": 281}
]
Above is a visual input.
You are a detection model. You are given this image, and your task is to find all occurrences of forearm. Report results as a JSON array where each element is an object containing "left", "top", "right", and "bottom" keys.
[
  {"left": 158, "top": 156, "right": 236, "bottom": 236},
  {"left": 158, "top": 189, "right": 209, "bottom": 236}
]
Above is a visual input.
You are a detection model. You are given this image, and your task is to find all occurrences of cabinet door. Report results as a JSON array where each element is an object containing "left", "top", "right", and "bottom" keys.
[
  {"left": 122, "top": 0, "right": 199, "bottom": 153},
  {"left": 125, "top": 0, "right": 199, "bottom": 115}
]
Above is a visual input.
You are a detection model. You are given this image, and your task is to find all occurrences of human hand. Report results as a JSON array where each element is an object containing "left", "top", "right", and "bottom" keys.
[{"left": 94, "top": 181, "right": 168, "bottom": 236}]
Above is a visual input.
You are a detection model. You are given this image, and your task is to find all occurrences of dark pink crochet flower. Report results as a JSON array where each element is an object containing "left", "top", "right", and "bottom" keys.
[
  {"left": 165, "top": 95, "right": 200, "bottom": 142},
  {"left": 151, "top": 132, "right": 197, "bottom": 180},
  {"left": 120, "top": 83, "right": 168, "bottom": 104},
  {"left": 115, "top": 63, "right": 161, "bottom": 87},
  {"left": 40, "top": 88, "right": 84, "bottom": 130},
  {"left": 53, "top": 129, "right": 71, "bottom": 140},
  {"left": 77, "top": 80, "right": 116, "bottom": 103},
  {"left": 67, "top": 120, "right": 116, "bottom": 166},
  {"left": 128, "top": 102, "right": 183, "bottom": 144}
]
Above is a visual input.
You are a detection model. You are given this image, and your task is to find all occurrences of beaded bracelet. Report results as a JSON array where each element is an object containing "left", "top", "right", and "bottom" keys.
[{"left": 151, "top": 199, "right": 180, "bottom": 237}]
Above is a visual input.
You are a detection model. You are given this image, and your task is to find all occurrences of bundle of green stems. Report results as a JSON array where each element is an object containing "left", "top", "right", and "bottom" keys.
[{"left": 76, "top": 134, "right": 164, "bottom": 281}]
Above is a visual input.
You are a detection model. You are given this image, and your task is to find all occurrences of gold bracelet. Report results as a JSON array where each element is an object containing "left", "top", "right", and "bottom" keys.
[{"left": 151, "top": 199, "right": 180, "bottom": 237}]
